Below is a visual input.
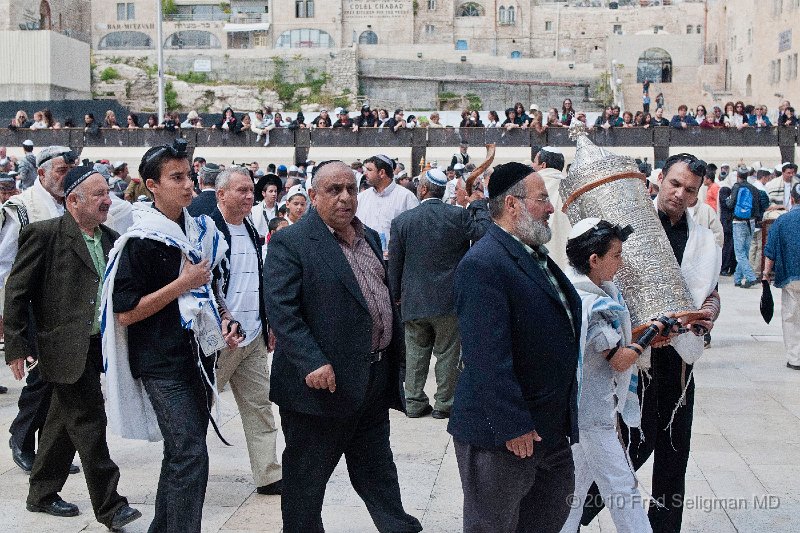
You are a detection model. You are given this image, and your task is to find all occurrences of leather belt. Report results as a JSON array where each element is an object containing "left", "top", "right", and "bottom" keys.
[{"left": 365, "top": 349, "right": 385, "bottom": 363}]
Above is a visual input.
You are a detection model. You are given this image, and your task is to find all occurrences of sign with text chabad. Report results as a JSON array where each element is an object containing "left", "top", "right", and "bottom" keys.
[{"left": 344, "top": 1, "right": 411, "bottom": 18}]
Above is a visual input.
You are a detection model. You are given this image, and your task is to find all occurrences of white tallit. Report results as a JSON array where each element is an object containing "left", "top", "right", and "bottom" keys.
[
  {"left": 101, "top": 204, "right": 228, "bottom": 441},
  {"left": 654, "top": 198, "right": 722, "bottom": 364},
  {"left": 569, "top": 269, "right": 641, "bottom": 428}
]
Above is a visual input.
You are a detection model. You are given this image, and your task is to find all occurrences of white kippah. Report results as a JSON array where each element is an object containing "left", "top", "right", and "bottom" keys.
[
  {"left": 540, "top": 146, "right": 563, "bottom": 155},
  {"left": 568, "top": 217, "right": 602, "bottom": 240},
  {"left": 424, "top": 168, "right": 448, "bottom": 187}
]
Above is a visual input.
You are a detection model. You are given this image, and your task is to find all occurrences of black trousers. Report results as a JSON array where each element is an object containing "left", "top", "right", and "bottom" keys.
[
  {"left": 581, "top": 346, "right": 695, "bottom": 533},
  {"left": 279, "top": 360, "right": 422, "bottom": 533},
  {"left": 721, "top": 222, "right": 737, "bottom": 273},
  {"left": 27, "top": 338, "right": 127, "bottom": 527},
  {"left": 9, "top": 366, "right": 52, "bottom": 453},
  {"left": 455, "top": 437, "right": 574, "bottom": 533},
  {"left": 9, "top": 310, "right": 51, "bottom": 454}
]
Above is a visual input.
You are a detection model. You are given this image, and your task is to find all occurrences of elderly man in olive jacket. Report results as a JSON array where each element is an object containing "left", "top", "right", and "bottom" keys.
[{"left": 4, "top": 166, "right": 140, "bottom": 530}]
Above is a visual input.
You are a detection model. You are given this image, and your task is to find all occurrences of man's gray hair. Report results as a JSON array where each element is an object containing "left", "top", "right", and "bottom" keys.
[
  {"left": 488, "top": 179, "right": 528, "bottom": 219},
  {"left": 215, "top": 166, "right": 249, "bottom": 190},
  {"left": 418, "top": 173, "right": 446, "bottom": 199}
]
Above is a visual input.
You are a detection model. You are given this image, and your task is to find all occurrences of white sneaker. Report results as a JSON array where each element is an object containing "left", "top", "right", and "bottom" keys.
[
  {"left": 264, "top": 132, "right": 270, "bottom": 146},
  {"left": 256, "top": 134, "right": 262, "bottom": 142}
]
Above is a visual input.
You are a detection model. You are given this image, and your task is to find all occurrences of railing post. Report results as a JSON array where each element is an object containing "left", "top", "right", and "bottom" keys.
[
  {"left": 411, "top": 128, "right": 427, "bottom": 176},
  {"left": 295, "top": 128, "right": 311, "bottom": 166},
  {"left": 653, "top": 127, "right": 670, "bottom": 167},
  {"left": 778, "top": 126, "right": 797, "bottom": 164}
]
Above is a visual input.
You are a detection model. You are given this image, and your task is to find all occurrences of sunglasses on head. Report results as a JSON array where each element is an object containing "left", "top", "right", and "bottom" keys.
[
  {"left": 144, "top": 138, "right": 189, "bottom": 165},
  {"left": 670, "top": 153, "right": 707, "bottom": 177}
]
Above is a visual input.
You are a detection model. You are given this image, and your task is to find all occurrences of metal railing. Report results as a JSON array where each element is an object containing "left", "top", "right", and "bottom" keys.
[{"left": 1, "top": 126, "right": 796, "bottom": 174}]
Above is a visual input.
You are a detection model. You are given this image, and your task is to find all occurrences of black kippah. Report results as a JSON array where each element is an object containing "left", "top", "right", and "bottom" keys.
[
  {"left": 63, "top": 165, "right": 98, "bottom": 197},
  {"left": 487, "top": 162, "right": 534, "bottom": 198}
]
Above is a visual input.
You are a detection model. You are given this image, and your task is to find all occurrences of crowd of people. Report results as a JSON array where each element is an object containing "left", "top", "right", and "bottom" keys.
[
  {"left": 0, "top": 131, "right": 797, "bottom": 533},
  {"left": 7, "top": 95, "right": 798, "bottom": 148}
]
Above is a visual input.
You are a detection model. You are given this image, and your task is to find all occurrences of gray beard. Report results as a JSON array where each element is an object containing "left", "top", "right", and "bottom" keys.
[{"left": 516, "top": 208, "right": 552, "bottom": 248}]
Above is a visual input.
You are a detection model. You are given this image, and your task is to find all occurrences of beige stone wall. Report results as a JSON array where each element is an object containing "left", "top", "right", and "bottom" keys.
[
  {"left": 1, "top": 0, "right": 89, "bottom": 41},
  {"left": 708, "top": 0, "right": 800, "bottom": 112}
]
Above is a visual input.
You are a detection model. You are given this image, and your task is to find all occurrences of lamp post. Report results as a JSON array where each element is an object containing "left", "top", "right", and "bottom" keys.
[{"left": 155, "top": 0, "right": 165, "bottom": 122}]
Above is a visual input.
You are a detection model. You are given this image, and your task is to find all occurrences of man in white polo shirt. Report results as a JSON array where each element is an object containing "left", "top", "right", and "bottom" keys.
[{"left": 357, "top": 154, "right": 419, "bottom": 258}]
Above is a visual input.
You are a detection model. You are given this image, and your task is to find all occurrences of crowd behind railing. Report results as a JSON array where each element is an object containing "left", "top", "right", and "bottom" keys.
[{"left": 6, "top": 96, "right": 798, "bottom": 147}]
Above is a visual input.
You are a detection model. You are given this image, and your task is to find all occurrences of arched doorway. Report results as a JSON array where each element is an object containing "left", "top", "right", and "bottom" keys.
[
  {"left": 637, "top": 47, "right": 672, "bottom": 83},
  {"left": 359, "top": 30, "right": 378, "bottom": 45},
  {"left": 39, "top": 0, "right": 52, "bottom": 30}
]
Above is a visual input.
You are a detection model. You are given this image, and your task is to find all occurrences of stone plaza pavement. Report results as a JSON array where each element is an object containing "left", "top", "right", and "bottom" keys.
[{"left": 0, "top": 275, "right": 797, "bottom": 532}]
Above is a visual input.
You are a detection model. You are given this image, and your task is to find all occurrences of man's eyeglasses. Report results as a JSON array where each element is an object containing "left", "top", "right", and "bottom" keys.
[{"left": 513, "top": 194, "right": 551, "bottom": 205}]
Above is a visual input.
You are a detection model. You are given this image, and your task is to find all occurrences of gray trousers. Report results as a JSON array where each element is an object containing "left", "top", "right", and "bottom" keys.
[
  {"left": 403, "top": 314, "right": 461, "bottom": 416},
  {"left": 216, "top": 332, "right": 282, "bottom": 487},
  {"left": 455, "top": 438, "right": 575, "bottom": 533}
]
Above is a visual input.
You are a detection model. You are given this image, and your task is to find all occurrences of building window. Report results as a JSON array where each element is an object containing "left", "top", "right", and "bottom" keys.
[
  {"left": 458, "top": 2, "right": 484, "bottom": 16},
  {"left": 778, "top": 58, "right": 782, "bottom": 82},
  {"left": 428, "top": 0, "right": 436, "bottom": 9},
  {"left": 164, "top": 30, "right": 221, "bottom": 49},
  {"left": 653, "top": 25, "right": 663, "bottom": 34},
  {"left": 296, "top": 0, "right": 314, "bottom": 18},
  {"left": 359, "top": 30, "right": 377, "bottom": 45},
  {"left": 425, "top": 24, "right": 435, "bottom": 35},
  {"left": 747, "top": 28, "right": 752, "bottom": 44},
  {"left": 276, "top": 28, "right": 333, "bottom": 48},
  {"left": 545, "top": 20, "right": 552, "bottom": 31},
  {"left": 686, "top": 25, "right": 692, "bottom": 34},
  {"left": 98, "top": 31, "right": 152, "bottom": 50},
  {"left": 613, "top": 24, "right": 622, "bottom": 34},
  {"left": 116, "top": 3, "right": 135, "bottom": 21},
  {"left": 254, "top": 31, "right": 269, "bottom": 47},
  {"left": 696, "top": 24, "right": 702, "bottom": 34},
  {"left": 499, "top": 5, "right": 515, "bottom": 25}
]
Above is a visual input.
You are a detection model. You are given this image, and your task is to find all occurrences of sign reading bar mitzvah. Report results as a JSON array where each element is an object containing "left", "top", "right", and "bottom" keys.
[{"left": 344, "top": 1, "right": 411, "bottom": 18}]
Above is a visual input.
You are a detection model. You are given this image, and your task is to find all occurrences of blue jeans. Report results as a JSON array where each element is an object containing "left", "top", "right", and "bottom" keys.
[
  {"left": 732, "top": 221, "right": 757, "bottom": 284},
  {"left": 142, "top": 376, "right": 210, "bottom": 533}
]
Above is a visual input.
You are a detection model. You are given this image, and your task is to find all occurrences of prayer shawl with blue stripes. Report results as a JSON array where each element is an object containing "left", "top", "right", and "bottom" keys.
[
  {"left": 569, "top": 269, "right": 641, "bottom": 429},
  {"left": 100, "top": 204, "right": 228, "bottom": 442}
]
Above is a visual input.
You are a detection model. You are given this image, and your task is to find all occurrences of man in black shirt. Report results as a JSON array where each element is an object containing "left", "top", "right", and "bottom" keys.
[
  {"left": 111, "top": 142, "right": 241, "bottom": 533},
  {"left": 583, "top": 153, "right": 721, "bottom": 533}
]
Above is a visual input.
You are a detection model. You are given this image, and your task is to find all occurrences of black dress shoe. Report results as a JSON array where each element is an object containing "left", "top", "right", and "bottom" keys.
[
  {"left": 787, "top": 362, "right": 800, "bottom": 370},
  {"left": 0, "top": 384, "right": 7, "bottom": 394},
  {"left": 109, "top": 504, "right": 142, "bottom": 530},
  {"left": 26, "top": 498, "right": 80, "bottom": 517},
  {"left": 431, "top": 409, "right": 450, "bottom": 419},
  {"left": 10, "top": 437, "right": 34, "bottom": 473},
  {"left": 256, "top": 479, "right": 283, "bottom": 495},
  {"left": 406, "top": 405, "right": 433, "bottom": 418},
  {"left": 69, "top": 463, "right": 81, "bottom": 475}
]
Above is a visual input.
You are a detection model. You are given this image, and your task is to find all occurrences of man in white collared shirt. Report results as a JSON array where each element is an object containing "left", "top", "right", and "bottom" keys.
[{"left": 356, "top": 154, "right": 419, "bottom": 257}]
